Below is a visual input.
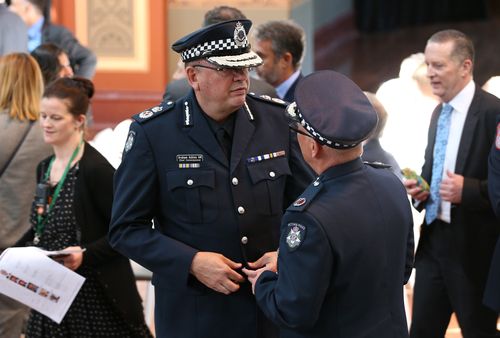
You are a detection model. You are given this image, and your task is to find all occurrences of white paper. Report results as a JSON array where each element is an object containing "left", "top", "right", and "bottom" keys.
[{"left": 0, "top": 247, "right": 85, "bottom": 324}]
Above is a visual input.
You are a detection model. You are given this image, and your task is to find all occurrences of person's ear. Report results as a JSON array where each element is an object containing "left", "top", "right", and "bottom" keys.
[
  {"left": 461, "top": 59, "right": 472, "bottom": 77},
  {"left": 310, "top": 139, "right": 322, "bottom": 158},
  {"left": 74, "top": 115, "right": 86, "bottom": 130},
  {"left": 186, "top": 66, "right": 200, "bottom": 91},
  {"left": 280, "top": 52, "right": 293, "bottom": 68}
]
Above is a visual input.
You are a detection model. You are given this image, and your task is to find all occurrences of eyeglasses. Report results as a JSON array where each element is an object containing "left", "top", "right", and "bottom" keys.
[
  {"left": 288, "top": 121, "right": 315, "bottom": 140},
  {"left": 193, "top": 64, "right": 253, "bottom": 76}
]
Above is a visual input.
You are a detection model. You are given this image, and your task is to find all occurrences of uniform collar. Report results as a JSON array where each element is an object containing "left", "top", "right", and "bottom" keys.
[{"left": 319, "top": 157, "right": 364, "bottom": 182}]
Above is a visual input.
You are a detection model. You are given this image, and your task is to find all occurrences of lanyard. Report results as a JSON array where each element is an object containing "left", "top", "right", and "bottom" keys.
[{"left": 34, "top": 140, "right": 83, "bottom": 244}]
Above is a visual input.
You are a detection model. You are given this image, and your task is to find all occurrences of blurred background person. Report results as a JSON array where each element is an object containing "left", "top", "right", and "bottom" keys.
[
  {"left": 9, "top": 0, "right": 96, "bottom": 79},
  {"left": 252, "top": 20, "right": 305, "bottom": 102},
  {"left": 0, "top": 0, "right": 27, "bottom": 56},
  {"left": 15, "top": 77, "right": 152, "bottom": 338},
  {"left": 362, "top": 91, "right": 401, "bottom": 178},
  {"left": 31, "top": 42, "right": 73, "bottom": 85},
  {"left": 162, "top": 5, "right": 276, "bottom": 103},
  {"left": 377, "top": 53, "right": 439, "bottom": 172},
  {"left": 0, "top": 52, "right": 51, "bottom": 338}
]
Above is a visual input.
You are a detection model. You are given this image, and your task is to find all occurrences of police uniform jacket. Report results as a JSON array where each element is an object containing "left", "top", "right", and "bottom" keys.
[
  {"left": 109, "top": 91, "right": 313, "bottom": 338},
  {"left": 255, "top": 158, "right": 414, "bottom": 338}
]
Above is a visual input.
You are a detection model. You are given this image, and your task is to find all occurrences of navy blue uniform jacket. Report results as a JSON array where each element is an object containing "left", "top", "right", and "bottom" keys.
[
  {"left": 109, "top": 91, "right": 313, "bottom": 338},
  {"left": 255, "top": 159, "right": 414, "bottom": 338}
]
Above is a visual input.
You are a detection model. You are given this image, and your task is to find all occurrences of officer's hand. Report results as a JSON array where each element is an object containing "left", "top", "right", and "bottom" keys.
[
  {"left": 440, "top": 170, "right": 463, "bottom": 204},
  {"left": 242, "top": 267, "right": 269, "bottom": 295},
  {"left": 404, "top": 179, "right": 429, "bottom": 201},
  {"left": 247, "top": 251, "right": 277, "bottom": 273},
  {"left": 190, "top": 252, "right": 244, "bottom": 295}
]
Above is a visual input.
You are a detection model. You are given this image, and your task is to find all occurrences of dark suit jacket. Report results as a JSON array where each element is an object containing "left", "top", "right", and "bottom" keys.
[
  {"left": 418, "top": 87, "right": 500, "bottom": 285},
  {"left": 362, "top": 138, "right": 402, "bottom": 178},
  {"left": 110, "top": 91, "right": 314, "bottom": 338},
  {"left": 256, "top": 159, "right": 414, "bottom": 338},
  {"left": 283, "top": 74, "right": 303, "bottom": 103},
  {"left": 163, "top": 76, "right": 277, "bottom": 102},
  {"left": 17, "top": 143, "right": 145, "bottom": 325},
  {"left": 42, "top": 23, "right": 97, "bottom": 79},
  {"left": 484, "top": 119, "right": 500, "bottom": 312}
]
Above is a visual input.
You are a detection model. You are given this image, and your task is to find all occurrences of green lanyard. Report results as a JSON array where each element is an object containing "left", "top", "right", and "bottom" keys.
[{"left": 34, "top": 140, "right": 83, "bottom": 244}]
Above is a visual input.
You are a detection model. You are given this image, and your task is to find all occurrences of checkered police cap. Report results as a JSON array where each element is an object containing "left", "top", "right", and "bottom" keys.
[
  {"left": 172, "top": 19, "right": 262, "bottom": 68},
  {"left": 286, "top": 70, "right": 378, "bottom": 149}
]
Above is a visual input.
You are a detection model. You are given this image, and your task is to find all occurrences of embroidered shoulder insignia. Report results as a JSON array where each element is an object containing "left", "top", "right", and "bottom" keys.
[
  {"left": 285, "top": 223, "right": 306, "bottom": 251},
  {"left": 132, "top": 101, "right": 175, "bottom": 124},
  {"left": 288, "top": 178, "right": 323, "bottom": 212},
  {"left": 247, "top": 92, "right": 289, "bottom": 107},
  {"left": 363, "top": 161, "right": 392, "bottom": 169}
]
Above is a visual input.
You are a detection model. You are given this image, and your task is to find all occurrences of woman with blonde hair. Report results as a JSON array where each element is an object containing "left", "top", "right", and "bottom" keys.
[{"left": 0, "top": 53, "right": 52, "bottom": 338}]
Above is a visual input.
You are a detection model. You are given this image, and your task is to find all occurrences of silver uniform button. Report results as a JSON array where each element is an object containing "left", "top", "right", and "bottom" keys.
[
  {"left": 237, "top": 206, "right": 245, "bottom": 214},
  {"left": 269, "top": 171, "right": 276, "bottom": 178},
  {"left": 241, "top": 236, "right": 248, "bottom": 244},
  {"left": 187, "top": 179, "right": 194, "bottom": 186},
  {"left": 313, "top": 180, "right": 320, "bottom": 186},
  {"left": 232, "top": 177, "right": 239, "bottom": 185}
]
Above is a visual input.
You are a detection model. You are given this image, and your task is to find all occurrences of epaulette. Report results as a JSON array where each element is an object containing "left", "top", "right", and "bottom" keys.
[
  {"left": 287, "top": 178, "right": 323, "bottom": 212},
  {"left": 363, "top": 161, "right": 392, "bottom": 169},
  {"left": 132, "top": 101, "right": 175, "bottom": 124},
  {"left": 247, "top": 92, "right": 289, "bottom": 107}
]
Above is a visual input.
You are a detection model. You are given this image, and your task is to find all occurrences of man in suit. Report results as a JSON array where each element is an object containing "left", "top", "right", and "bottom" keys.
[
  {"left": 244, "top": 70, "right": 414, "bottom": 338},
  {"left": 252, "top": 20, "right": 305, "bottom": 102},
  {"left": 483, "top": 118, "right": 500, "bottom": 313},
  {"left": 0, "top": 0, "right": 27, "bottom": 56},
  {"left": 109, "top": 19, "right": 313, "bottom": 338},
  {"left": 162, "top": 5, "right": 276, "bottom": 103},
  {"left": 404, "top": 29, "right": 500, "bottom": 338},
  {"left": 9, "top": 0, "right": 96, "bottom": 78}
]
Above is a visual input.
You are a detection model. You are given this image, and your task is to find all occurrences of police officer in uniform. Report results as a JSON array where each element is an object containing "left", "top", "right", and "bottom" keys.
[
  {"left": 245, "top": 71, "right": 415, "bottom": 338},
  {"left": 109, "top": 19, "right": 313, "bottom": 338}
]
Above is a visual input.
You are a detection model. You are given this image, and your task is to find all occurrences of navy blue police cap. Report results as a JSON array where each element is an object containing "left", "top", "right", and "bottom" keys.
[
  {"left": 286, "top": 70, "right": 378, "bottom": 149},
  {"left": 172, "top": 19, "right": 262, "bottom": 68}
]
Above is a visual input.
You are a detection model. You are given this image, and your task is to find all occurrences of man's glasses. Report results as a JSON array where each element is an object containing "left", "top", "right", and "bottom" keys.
[{"left": 193, "top": 64, "right": 252, "bottom": 76}]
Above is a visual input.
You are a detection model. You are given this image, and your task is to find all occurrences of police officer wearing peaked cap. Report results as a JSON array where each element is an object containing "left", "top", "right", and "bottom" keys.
[
  {"left": 245, "top": 70, "right": 415, "bottom": 338},
  {"left": 109, "top": 19, "right": 314, "bottom": 338}
]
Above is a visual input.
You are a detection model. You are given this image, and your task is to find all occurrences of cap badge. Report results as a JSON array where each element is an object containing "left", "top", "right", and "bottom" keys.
[
  {"left": 286, "top": 102, "right": 298, "bottom": 118},
  {"left": 293, "top": 197, "right": 306, "bottom": 207},
  {"left": 286, "top": 223, "right": 306, "bottom": 251},
  {"left": 234, "top": 21, "right": 247, "bottom": 47}
]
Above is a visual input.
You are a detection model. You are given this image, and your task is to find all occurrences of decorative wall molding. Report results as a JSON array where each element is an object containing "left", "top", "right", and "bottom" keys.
[{"left": 75, "top": 0, "right": 150, "bottom": 72}]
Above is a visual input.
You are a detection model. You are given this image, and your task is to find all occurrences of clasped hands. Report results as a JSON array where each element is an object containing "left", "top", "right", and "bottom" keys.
[{"left": 190, "top": 251, "right": 277, "bottom": 295}]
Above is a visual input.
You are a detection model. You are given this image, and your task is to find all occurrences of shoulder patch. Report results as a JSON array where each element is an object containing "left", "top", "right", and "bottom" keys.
[
  {"left": 132, "top": 101, "right": 175, "bottom": 124},
  {"left": 285, "top": 223, "right": 306, "bottom": 251},
  {"left": 247, "top": 92, "right": 289, "bottom": 107},
  {"left": 363, "top": 161, "right": 392, "bottom": 169},
  {"left": 287, "top": 178, "right": 323, "bottom": 212}
]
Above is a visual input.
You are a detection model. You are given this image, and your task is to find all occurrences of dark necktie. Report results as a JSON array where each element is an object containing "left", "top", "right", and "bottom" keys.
[{"left": 216, "top": 126, "right": 232, "bottom": 160}]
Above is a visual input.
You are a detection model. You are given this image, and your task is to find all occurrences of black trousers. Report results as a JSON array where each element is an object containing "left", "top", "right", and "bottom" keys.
[{"left": 410, "top": 220, "right": 499, "bottom": 338}]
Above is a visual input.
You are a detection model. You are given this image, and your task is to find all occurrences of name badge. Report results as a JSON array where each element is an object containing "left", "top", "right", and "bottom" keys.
[{"left": 177, "top": 154, "right": 203, "bottom": 168}]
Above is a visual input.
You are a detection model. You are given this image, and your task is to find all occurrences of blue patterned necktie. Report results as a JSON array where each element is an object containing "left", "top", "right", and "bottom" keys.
[{"left": 425, "top": 103, "right": 453, "bottom": 225}]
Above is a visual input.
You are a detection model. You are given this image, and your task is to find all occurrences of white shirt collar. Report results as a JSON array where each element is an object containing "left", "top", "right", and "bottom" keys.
[{"left": 448, "top": 79, "right": 475, "bottom": 114}]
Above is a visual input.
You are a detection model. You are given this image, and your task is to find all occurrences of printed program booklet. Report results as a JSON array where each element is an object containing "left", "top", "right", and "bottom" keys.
[{"left": 0, "top": 246, "right": 85, "bottom": 323}]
